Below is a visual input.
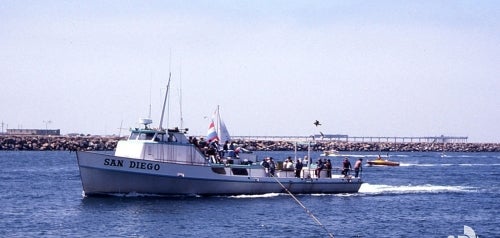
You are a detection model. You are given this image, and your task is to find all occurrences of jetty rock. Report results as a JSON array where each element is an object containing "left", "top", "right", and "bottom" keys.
[
  {"left": 0, "top": 135, "right": 499, "bottom": 152},
  {"left": 0, "top": 135, "right": 122, "bottom": 151}
]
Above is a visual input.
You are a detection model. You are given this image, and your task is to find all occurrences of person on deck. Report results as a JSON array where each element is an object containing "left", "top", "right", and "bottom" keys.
[
  {"left": 191, "top": 137, "right": 199, "bottom": 148},
  {"left": 295, "top": 158, "right": 303, "bottom": 178},
  {"left": 206, "top": 145, "right": 217, "bottom": 163},
  {"left": 303, "top": 156, "right": 309, "bottom": 167},
  {"left": 198, "top": 137, "right": 207, "bottom": 149},
  {"left": 315, "top": 159, "right": 324, "bottom": 178},
  {"left": 261, "top": 158, "right": 270, "bottom": 176},
  {"left": 354, "top": 158, "right": 363, "bottom": 178},
  {"left": 229, "top": 141, "right": 236, "bottom": 150},
  {"left": 283, "top": 157, "right": 294, "bottom": 171},
  {"left": 269, "top": 157, "right": 276, "bottom": 177},
  {"left": 342, "top": 157, "right": 352, "bottom": 177},
  {"left": 222, "top": 141, "right": 229, "bottom": 156},
  {"left": 325, "top": 159, "right": 332, "bottom": 178}
]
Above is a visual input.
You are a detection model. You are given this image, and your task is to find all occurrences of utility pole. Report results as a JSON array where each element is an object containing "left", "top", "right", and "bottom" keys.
[
  {"left": 117, "top": 120, "right": 127, "bottom": 137},
  {"left": 43, "top": 120, "right": 52, "bottom": 135}
]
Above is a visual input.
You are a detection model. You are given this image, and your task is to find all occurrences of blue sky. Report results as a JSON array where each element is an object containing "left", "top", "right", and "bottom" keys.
[{"left": 1, "top": 1, "right": 499, "bottom": 142}]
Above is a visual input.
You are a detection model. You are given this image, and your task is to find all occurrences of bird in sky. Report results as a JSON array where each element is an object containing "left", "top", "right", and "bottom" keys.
[{"left": 314, "top": 120, "right": 321, "bottom": 127}]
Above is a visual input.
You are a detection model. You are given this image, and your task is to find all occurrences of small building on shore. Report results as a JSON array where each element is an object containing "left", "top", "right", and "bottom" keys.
[{"left": 6, "top": 129, "right": 60, "bottom": 136}]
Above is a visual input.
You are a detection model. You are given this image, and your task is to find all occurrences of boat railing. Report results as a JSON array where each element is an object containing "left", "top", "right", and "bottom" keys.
[
  {"left": 299, "top": 167, "right": 357, "bottom": 179},
  {"left": 208, "top": 162, "right": 362, "bottom": 180}
]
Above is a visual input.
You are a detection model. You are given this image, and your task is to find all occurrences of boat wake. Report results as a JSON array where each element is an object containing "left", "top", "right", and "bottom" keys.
[
  {"left": 81, "top": 183, "right": 478, "bottom": 199},
  {"left": 400, "top": 163, "right": 500, "bottom": 167},
  {"left": 229, "top": 193, "right": 282, "bottom": 199},
  {"left": 358, "top": 183, "right": 476, "bottom": 195}
]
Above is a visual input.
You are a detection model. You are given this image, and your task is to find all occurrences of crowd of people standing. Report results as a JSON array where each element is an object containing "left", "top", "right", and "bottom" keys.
[
  {"left": 261, "top": 156, "right": 363, "bottom": 179},
  {"left": 188, "top": 137, "right": 242, "bottom": 164},
  {"left": 187, "top": 136, "right": 363, "bottom": 178}
]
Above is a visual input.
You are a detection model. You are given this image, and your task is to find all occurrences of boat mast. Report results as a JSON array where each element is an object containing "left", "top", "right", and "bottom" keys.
[
  {"left": 148, "top": 71, "right": 153, "bottom": 119},
  {"left": 159, "top": 72, "right": 171, "bottom": 130},
  {"left": 179, "top": 65, "right": 184, "bottom": 129}
]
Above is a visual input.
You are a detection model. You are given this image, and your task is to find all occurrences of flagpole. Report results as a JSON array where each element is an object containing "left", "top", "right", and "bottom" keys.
[{"left": 216, "top": 105, "right": 220, "bottom": 141}]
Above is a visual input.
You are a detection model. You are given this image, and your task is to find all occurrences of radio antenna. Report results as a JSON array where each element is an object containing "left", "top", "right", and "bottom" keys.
[
  {"left": 148, "top": 71, "right": 152, "bottom": 119},
  {"left": 179, "top": 63, "right": 184, "bottom": 129}
]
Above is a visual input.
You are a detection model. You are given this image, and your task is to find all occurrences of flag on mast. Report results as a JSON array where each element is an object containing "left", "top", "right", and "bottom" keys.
[
  {"left": 206, "top": 106, "right": 231, "bottom": 143},
  {"left": 206, "top": 121, "right": 219, "bottom": 142}
]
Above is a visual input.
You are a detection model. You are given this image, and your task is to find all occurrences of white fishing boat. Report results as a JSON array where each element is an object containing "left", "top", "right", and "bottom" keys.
[{"left": 76, "top": 80, "right": 363, "bottom": 196}]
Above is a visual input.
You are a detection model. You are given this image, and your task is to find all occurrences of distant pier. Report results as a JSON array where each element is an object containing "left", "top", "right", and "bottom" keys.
[
  {"left": 339, "top": 136, "right": 467, "bottom": 143},
  {"left": 233, "top": 135, "right": 468, "bottom": 143}
]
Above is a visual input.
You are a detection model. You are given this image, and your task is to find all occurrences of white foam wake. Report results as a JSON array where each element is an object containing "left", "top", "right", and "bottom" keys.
[
  {"left": 399, "top": 163, "right": 500, "bottom": 167},
  {"left": 359, "top": 183, "right": 476, "bottom": 194},
  {"left": 230, "top": 193, "right": 282, "bottom": 199}
]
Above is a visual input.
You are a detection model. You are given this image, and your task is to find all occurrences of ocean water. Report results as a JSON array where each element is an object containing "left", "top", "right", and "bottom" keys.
[{"left": 0, "top": 151, "right": 498, "bottom": 237}]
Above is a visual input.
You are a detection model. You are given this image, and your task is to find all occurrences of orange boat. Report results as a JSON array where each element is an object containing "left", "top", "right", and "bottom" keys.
[{"left": 367, "top": 156, "right": 400, "bottom": 166}]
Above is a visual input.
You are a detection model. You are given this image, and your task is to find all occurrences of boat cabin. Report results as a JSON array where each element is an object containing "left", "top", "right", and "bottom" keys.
[
  {"left": 114, "top": 123, "right": 204, "bottom": 164},
  {"left": 127, "top": 127, "right": 189, "bottom": 144}
]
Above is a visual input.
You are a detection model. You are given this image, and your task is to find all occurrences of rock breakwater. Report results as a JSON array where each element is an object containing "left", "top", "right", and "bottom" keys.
[
  {"left": 238, "top": 140, "right": 500, "bottom": 152},
  {"left": 0, "top": 135, "right": 121, "bottom": 151},
  {"left": 1, "top": 135, "right": 499, "bottom": 152}
]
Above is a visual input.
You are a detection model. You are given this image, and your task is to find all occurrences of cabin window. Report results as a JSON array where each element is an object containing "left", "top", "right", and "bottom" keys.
[
  {"left": 145, "top": 133, "right": 155, "bottom": 140},
  {"left": 211, "top": 167, "right": 226, "bottom": 175},
  {"left": 231, "top": 168, "right": 249, "bottom": 176},
  {"left": 167, "top": 133, "right": 178, "bottom": 142},
  {"left": 154, "top": 134, "right": 167, "bottom": 142},
  {"left": 138, "top": 132, "right": 156, "bottom": 140},
  {"left": 130, "top": 132, "right": 140, "bottom": 140}
]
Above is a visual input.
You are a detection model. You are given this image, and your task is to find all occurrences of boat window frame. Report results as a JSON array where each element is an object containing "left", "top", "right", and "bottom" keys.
[
  {"left": 129, "top": 131, "right": 157, "bottom": 141},
  {"left": 129, "top": 132, "right": 140, "bottom": 140},
  {"left": 167, "top": 133, "right": 178, "bottom": 142}
]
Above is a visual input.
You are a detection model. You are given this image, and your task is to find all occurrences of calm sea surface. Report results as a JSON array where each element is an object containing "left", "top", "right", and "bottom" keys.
[{"left": 0, "top": 151, "right": 498, "bottom": 237}]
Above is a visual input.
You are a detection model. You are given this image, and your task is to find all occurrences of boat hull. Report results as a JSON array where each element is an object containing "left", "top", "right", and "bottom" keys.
[
  {"left": 77, "top": 151, "right": 363, "bottom": 196},
  {"left": 367, "top": 160, "right": 400, "bottom": 166}
]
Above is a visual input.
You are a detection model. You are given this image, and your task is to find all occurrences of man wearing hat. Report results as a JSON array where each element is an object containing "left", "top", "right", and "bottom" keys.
[{"left": 354, "top": 158, "right": 363, "bottom": 178}]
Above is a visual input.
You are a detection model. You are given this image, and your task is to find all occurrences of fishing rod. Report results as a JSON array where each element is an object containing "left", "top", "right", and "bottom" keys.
[{"left": 269, "top": 175, "right": 335, "bottom": 238}]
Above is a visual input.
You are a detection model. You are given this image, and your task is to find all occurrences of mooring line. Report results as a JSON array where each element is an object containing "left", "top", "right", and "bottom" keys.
[{"left": 270, "top": 175, "right": 334, "bottom": 238}]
